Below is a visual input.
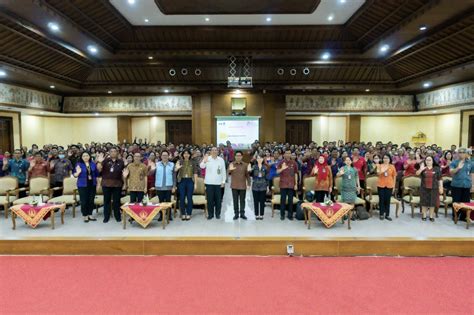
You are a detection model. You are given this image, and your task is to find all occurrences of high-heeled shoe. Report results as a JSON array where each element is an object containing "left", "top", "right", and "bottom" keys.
[
  {"left": 422, "top": 217, "right": 427, "bottom": 221},
  {"left": 429, "top": 218, "right": 435, "bottom": 222}
]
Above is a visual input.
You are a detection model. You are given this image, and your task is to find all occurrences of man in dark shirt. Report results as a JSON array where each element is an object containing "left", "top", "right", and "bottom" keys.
[
  {"left": 228, "top": 151, "right": 250, "bottom": 220},
  {"left": 277, "top": 149, "right": 298, "bottom": 220},
  {"left": 97, "top": 147, "right": 125, "bottom": 223}
]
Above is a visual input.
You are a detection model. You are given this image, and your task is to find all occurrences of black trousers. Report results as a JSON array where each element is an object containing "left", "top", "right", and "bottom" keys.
[
  {"left": 78, "top": 185, "right": 96, "bottom": 216},
  {"left": 130, "top": 191, "right": 144, "bottom": 203},
  {"left": 232, "top": 189, "right": 246, "bottom": 216},
  {"left": 18, "top": 183, "right": 27, "bottom": 198},
  {"left": 156, "top": 189, "right": 173, "bottom": 220},
  {"left": 451, "top": 186, "right": 470, "bottom": 220},
  {"left": 314, "top": 190, "right": 327, "bottom": 203},
  {"left": 378, "top": 187, "right": 393, "bottom": 217},
  {"left": 103, "top": 186, "right": 122, "bottom": 221},
  {"left": 253, "top": 190, "right": 266, "bottom": 216},
  {"left": 52, "top": 181, "right": 63, "bottom": 197},
  {"left": 280, "top": 188, "right": 294, "bottom": 218},
  {"left": 206, "top": 184, "right": 222, "bottom": 218}
]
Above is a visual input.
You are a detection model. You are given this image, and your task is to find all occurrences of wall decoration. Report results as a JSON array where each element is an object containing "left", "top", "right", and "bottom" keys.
[
  {"left": 64, "top": 95, "right": 192, "bottom": 113},
  {"left": 0, "top": 83, "right": 61, "bottom": 111},
  {"left": 417, "top": 82, "right": 474, "bottom": 110},
  {"left": 286, "top": 95, "right": 414, "bottom": 111}
]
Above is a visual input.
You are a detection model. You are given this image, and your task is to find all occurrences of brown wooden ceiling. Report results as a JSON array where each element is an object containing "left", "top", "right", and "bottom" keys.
[
  {"left": 0, "top": 0, "right": 472, "bottom": 95},
  {"left": 154, "top": 0, "right": 321, "bottom": 15}
]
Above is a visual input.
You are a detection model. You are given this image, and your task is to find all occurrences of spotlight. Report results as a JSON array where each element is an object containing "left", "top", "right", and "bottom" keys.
[
  {"left": 321, "top": 52, "right": 330, "bottom": 60},
  {"left": 148, "top": 56, "right": 153, "bottom": 60},
  {"left": 0, "top": 70, "right": 6, "bottom": 77},
  {"left": 94, "top": 112, "right": 99, "bottom": 116},
  {"left": 47, "top": 22, "right": 60, "bottom": 32},
  {"left": 327, "top": 15, "right": 334, "bottom": 21},
  {"left": 127, "top": 0, "right": 135, "bottom": 4},
  {"left": 144, "top": 18, "right": 149, "bottom": 23},
  {"left": 302, "top": 67, "right": 310, "bottom": 75},
  {"left": 277, "top": 68, "right": 284, "bottom": 76},
  {"left": 365, "top": 89, "right": 370, "bottom": 92},
  {"left": 423, "top": 82, "right": 431, "bottom": 88},
  {"left": 266, "top": 17, "right": 272, "bottom": 22},
  {"left": 205, "top": 17, "right": 210, "bottom": 22},
  {"left": 169, "top": 69, "right": 176, "bottom": 76},
  {"left": 87, "top": 45, "right": 98, "bottom": 54},
  {"left": 380, "top": 44, "right": 389, "bottom": 53},
  {"left": 419, "top": 25, "right": 427, "bottom": 31},
  {"left": 290, "top": 69, "right": 297, "bottom": 76},
  {"left": 194, "top": 68, "right": 201, "bottom": 76},
  {"left": 50, "top": 85, "right": 55, "bottom": 89},
  {"left": 181, "top": 68, "right": 188, "bottom": 76},
  {"left": 339, "top": 0, "right": 347, "bottom": 3},
  {"left": 107, "top": 90, "right": 112, "bottom": 94},
  {"left": 164, "top": 89, "right": 170, "bottom": 93}
]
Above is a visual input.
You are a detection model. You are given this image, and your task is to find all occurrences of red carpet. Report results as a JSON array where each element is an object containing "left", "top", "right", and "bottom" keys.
[{"left": 0, "top": 256, "right": 472, "bottom": 314}]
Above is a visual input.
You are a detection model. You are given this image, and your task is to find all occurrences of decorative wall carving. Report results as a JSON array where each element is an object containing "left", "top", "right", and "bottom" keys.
[
  {"left": 286, "top": 95, "right": 414, "bottom": 111},
  {"left": 0, "top": 83, "right": 61, "bottom": 111},
  {"left": 64, "top": 95, "right": 193, "bottom": 113},
  {"left": 417, "top": 82, "right": 474, "bottom": 110}
]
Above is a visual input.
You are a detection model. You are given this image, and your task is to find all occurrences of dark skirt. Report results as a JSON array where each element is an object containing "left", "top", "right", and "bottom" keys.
[{"left": 420, "top": 186, "right": 440, "bottom": 207}]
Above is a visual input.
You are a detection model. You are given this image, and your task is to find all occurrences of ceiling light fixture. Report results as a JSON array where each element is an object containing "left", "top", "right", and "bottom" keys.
[
  {"left": 87, "top": 45, "right": 98, "bottom": 54},
  {"left": 380, "top": 44, "right": 389, "bottom": 53},
  {"left": 127, "top": 0, "right": 136, "bottom": 4},
  {"left": 94, "top": 112, "right": 99, "bottom": 116},
  {"left": 327, "top": 14, "right": 334, "bottom": 21},
  {"left": 164, "top": 89, "right": 169, "bottom": 93},
  {"left": 234, "top": 89, "right": 242, "bottom": 95},
  {"left": 107, "top": 91, "right": 112, "bottom": 94},
  {"left": 148, "top": 56, "right": 153, "bottom": 60},
  {"left": 339, "top": 0, "right": 347, "bottom": 3},
  {"left": 0, "top": 70, "right": 6, "bottom": 77},
  {"left": 365, "top": 89, "right": 370, "bottom": 92},
  {"left": 47, "top": 22, "right": 60, "bottom": 32},
  {"left": 423, "top": 82, "right": 431, "bottom": 88},
  {"left": 50, "top": 85, "right": 55, "bottom": 89},
  {"left": 144, "top": 18, "right": 149, "bottom": 23},
  {"left": 205, "top": 17, "right": 210, "bottom": 22},
  {"left": 266, "top": 17, "right": 272, "bottom": 22},
  {"left": 321, "top": 52, "right": 331, "bottom": 60},
  {"left": 419, "top": 25, "right": 427, "bottom": 31}
]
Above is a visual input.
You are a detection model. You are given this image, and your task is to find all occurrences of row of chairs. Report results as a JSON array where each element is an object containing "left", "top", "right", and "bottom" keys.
[
  {"left": 0, "top": 176, "right": 210, "bottom": 219},
  {"left": 270, "top": 175, "right": 454, "bottom": 218}
]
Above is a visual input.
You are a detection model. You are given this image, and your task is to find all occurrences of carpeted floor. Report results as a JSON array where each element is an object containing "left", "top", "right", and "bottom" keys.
[{"left": 0, "top": 256, "right": 472, "bottom": 314}]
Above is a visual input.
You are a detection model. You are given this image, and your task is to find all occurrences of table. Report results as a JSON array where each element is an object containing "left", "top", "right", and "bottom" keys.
[
  {"left": 453, "top": 202, "right": 474, "bottom": 229},
  {"left": 121, "top": 203, "right": 173, "bottom": 229},
  {"left": 302, "top": 202, "right": 354, "bottom": 230},
  {"left": 10, "top": 203, "right": 66, "bottom": 229}
]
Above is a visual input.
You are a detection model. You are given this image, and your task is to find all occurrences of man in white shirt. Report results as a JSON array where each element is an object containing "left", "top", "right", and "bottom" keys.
[{"left": 200, "top": 147, "right": 226, "bottom": 219}]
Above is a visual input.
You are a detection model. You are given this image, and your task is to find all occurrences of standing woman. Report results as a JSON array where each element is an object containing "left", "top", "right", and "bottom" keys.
[
  {"left": 311, "top": 155, "right": 333, "bottom": 202},
  {"left": 416, "top": 156, "right": 443, "bottom": 221},
  {"left": 337, "top": 156, "right": 361, "bottom": 205},
  {"left": 249, "top": 154, "right": 269, "bottom": 220},
  {"left": 440, "top": 151, "right": 453, "bottom": 177},
  {"left": 74, "top": 151, "right": 99, "bottom": 223},
  {"left": 175, "top": 149, "right": 199, "bottom": 221},
  {"left": 376, "top": 154, "right": 397, "bottom": 221}
]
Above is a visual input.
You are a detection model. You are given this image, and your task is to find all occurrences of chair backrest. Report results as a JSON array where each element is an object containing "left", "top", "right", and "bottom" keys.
[
  {"left": 194, "top": 177, "right": 205, "bottom": 195},
  {"left": 302, "top": 176, "right": 315, "bottom": 195},
  {"left": 442, "top": 176, "right": 452, "bottom": 181},
  {"left": 29, "top": 177, "right": 50, "bottom": 195},
  {"left": 0, "top": 176, "right": 18, "bottom": 195},
  {"left": 62, "top": 177, "right": 78, "bottom": 195},
  {"left": 96, "top": 177, "right": 103, "bottom": 195},
  {"left": 365, "top": 175, "right": 379, "bottom": 195},
  {"left": 334, "top": 177, "right": 342, "bottom": 194},
  {"left": 272, "top": 177, "right": 281, "bottom": 194},
  {"left": 402, "top": 176, "right": 421, "bottom": 195}
]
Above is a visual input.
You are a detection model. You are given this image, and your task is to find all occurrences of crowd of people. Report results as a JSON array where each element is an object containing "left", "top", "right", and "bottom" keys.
[{"left": 1, "top": 139, "right": 473, "bottom": 224}]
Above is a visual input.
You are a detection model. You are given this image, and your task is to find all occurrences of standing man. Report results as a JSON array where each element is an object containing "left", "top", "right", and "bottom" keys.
[
  {"left": 450, "top": 148, "right": 473, "bottom": 221},
  {"left": 96, "top": 148, "right": 125, "bottom": 223},
  {"left": 2, "top": 149, "right": 29, "bottom": 197},
  {"left": 228, "top": 151, "right": 250, "bottom": 220},
  {"left": 28, "top": 152, "right": 50, "bottom": 179},
  {"left": 50, "top": 150, "right": 73, "bottom": 197},
  {"left": 154, "top": 150, "right": 176, "bottom": 221},
  {"left": 200, "top": 147, "right": 226, "bottom": 220},
  {"left": 277, "top": 149, "right": 298, "bottom": 220},
  {"left": 123, "top": 152, "right": 148, "bottom": 203},
  {"left": 351, "top": 148, "right": 367, "bottom": 191}
]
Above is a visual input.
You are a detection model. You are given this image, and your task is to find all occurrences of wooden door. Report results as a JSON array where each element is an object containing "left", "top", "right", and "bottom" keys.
[
  {"left": 166, "top": 120, "right": 192, "bottom": 145},
  {"left": 286, "top": 120, "right": 311, "bottom": 144},
  {"left": 469, "top": 115, "right": 474, "bottom": 148},
  {"left": 0, "top": 117, "right": 13, "bottom": 153}
]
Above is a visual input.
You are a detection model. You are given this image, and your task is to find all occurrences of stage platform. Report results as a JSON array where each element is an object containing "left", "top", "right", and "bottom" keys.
[{"left": 1, "top": 184, "right": 473, "bottom": 256}]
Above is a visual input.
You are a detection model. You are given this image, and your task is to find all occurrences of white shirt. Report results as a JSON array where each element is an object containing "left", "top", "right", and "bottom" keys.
[{"left": 200, "top": 156, "right": 226, "bottom": 185}]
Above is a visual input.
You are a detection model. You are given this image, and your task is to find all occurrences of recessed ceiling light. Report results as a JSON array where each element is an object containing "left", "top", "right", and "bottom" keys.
[
  {"left": 0, "top": 70, "right": 6, "bottom": 77},
  {"left": 50, "top": 85, "right": 55, "bottom": 89},
  {"left": 94, "top": 112, "right": 99, "bottom": 116},
  {"left": 321, "top": 52, "right": 331, "bottom": 60},
  {"left": 419, "top": 25, "right": 427, "bottom": 31},
  {"left": 365, "top": 89, "right": 370, "bottom": 92},
  {"left": 234, "top": 89, "right": 242, "bottom": 95},
  {"left": 432, "top": 110, "right": 437, "bottom": 113},
  {"left": 107, "top": 90, "right": 112, "bottom": 94},
  {"left": 127, "top": 0, "right": 135, "bottom": 4},
  {"left": 266, "top": 17, "right": 272, "bottom": 22},
  {"left": 327, "top": 15, "right": 334, "bottom": 21},
  {"left": 205, "top": 17, "right": 210, "bottom": 22},
  {"left": 164, "top": 89, "right": 169, "bottom": 93},
  {"left": 47, "top": 22, "right": 60, "bottom": 32},
  {"left": 148, "top": 56, "right": 153, "bottom": 60},
  {"left": 339, "top": 0, "right": 347, "bottom": 3},
  {"left": 423, "top": 82, "right": 431, "bottom": 88},
  {"left": 380, "top": 44, "right": 390, "bottom": 53},
  {"left": 87, "top": 45, "right": 98, "bottom": 54},
  {"left": 144, "top": 18, "right": 149, "bottom": 23}
]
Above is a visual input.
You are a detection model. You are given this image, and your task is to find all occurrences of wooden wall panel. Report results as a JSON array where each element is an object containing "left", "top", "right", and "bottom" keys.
[
  {"left": 346, "top": 115, "right": 361, "bottom": 142},
  {"left": 117, "top": 116, "right": 132, "bottom": 143}
]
